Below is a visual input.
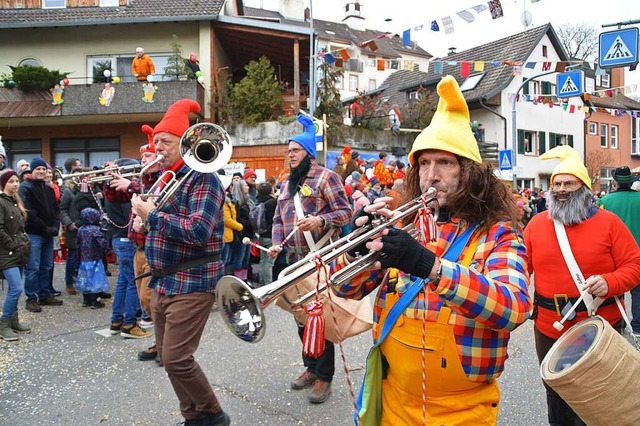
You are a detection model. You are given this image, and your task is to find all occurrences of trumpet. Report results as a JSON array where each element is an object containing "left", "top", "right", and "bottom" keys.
[
  {"left": 216, "top": 187, "right": 439, "bottom": 343},
  {"left": 141, "top": 123, "right": 232, "bottom": 209},
  {"left": 60, "top": 161, "right": 141, "bottom": 183},
  {"left": 89, "top": 155, "right": 164, "bottom": 183}
]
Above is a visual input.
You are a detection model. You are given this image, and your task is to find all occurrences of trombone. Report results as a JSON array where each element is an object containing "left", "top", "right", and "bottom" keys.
[
  {"left": 140, "top": 122, "right": 233, "bottom": 209},
  {"left": 216, "top": 187, "right": 439, "bottom": 343}
]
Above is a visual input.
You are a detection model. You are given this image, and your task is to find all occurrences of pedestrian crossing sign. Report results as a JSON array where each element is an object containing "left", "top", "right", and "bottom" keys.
[
  {"left": 599, "top": 27, "right": 639, "bottom": 68},
  {"left": 499, "top": 149, "right": 512, "bottom": 171},
  {"left": 556, "top": 71, "right": 584, "bottom": 99}
]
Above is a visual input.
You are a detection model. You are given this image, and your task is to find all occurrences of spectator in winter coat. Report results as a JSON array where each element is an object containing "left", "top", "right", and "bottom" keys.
[{"left": 131, "top": 47, "right": 155, "bottom": 81}]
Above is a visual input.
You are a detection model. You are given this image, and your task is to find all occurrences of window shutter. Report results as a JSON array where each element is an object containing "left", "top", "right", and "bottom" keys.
[
  {"left": 518, "top": 129, "right": 525, "bottom": 154},
  {"left": 538, "top": 131, "right": 546, "bottom": 156},
  {"left": 568, "top": 134, "right": 574, "bottom": 147},
  {"left": 522, "top": 82, "right": 530, "bottom": 95},
  {"left": 549, "top": 132, "right": 557, "bottom": 148},
  {"left": 542, "top": 81, "right": 551, "bottom": 95}
]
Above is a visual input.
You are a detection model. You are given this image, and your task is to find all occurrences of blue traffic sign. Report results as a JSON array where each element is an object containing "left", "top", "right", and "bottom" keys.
[
  {"left": 499, "top": 150, "right": 512, "bottom": 171},
  {"left": 556, "top": 70, "right": 584, "bottom": 98},
  {"left": 599, "top": 27, "right": 639, "bottom": 68}
]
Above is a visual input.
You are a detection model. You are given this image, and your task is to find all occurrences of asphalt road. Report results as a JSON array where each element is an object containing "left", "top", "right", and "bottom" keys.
[{"left": 0, "top": 264, "right": 548, "bottom": 425}]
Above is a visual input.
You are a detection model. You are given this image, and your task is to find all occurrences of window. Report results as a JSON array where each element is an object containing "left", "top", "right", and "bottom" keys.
[
  {"left": 589, "top": 122, "right": 598, "bottom": 135},
  {"left": 43, "top": 0, "right": 65, "bottom": 8},
  {"left": 518, "top": 130, "right": 546, "bottom": 155},
  {"left": 596, "top": 73, "right": 610, "bottom": 88},
  {"left": 348, "top": 75, "right": 358, "bottom": 91},
  {"left": 633, "top": 117, "right": 640, "bottom": 155},
  {"left": 522, "top": 80, "right": 541, "bottom": 96},
  {"left": 3, "top": 139, "right": 42, "bottom": 169},
  {"left": 368, "top": 79, "right": 376, "bottom": 91},
  {"left": 548, "top": 132, "right": 573, "bottom": 148},
  {"left": 100, "top": 0, "right": 118, "bottom": 5},
  {"left": 52, "top": 137, "right": 120, "bottom": 169},
  {"left": 460, "top": 74, "right": 484, "bottom": 92},
  {"left": 335, "top": 74, "right": 343, "bottom": 90},
  {"left": 87, "top": 53, "right": 172, "bottom": 84},
  {"left": 542, "top": 45, "right": 548, "bottom": 57},
  {"left": 409, "top": 90, "right": 424, "bottom": 100},
  {"left": 18, "top": 58, "right": 42, "bottom": 67},
  {"left": 366, "top": 56, "right": 375, "bottom": 67},
  {"left": 600, "top": 124, "right": 608, "bottom": 148},
  {"left": 523, "top": 130, "right": 537, "bottom": 155},
  {"left": 611, "top": 125, "right": 618, "bottom": 149}
]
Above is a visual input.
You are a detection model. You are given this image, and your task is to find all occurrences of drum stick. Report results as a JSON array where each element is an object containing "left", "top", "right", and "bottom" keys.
[
  {"left": 553, "top": 292, "right": 588, "bottom": 331},
  {"left": 242, "top": 237, "right": 269, "bottom": 253},
  {"left": 281, "top": 225, "right": 299, "bottom": 247}
]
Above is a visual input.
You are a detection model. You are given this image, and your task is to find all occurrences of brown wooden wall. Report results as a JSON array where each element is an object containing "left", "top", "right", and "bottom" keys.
[
  {"left": 2, "top": 0, "right": 127, "bottom": 9},
  {"left": 232, "top": 145, "right": 289, "bottom": 181}
]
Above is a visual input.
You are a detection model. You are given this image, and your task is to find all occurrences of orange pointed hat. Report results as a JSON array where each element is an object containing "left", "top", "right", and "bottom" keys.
[
  {"left": 153, "top": 99, "right": 201, "bottom": 138},
  {"left": 408, "top": 75, "right": 482, "bottom": 165},
  {"left": 140, "top": 124, "right": 155, "bottom": 154}
]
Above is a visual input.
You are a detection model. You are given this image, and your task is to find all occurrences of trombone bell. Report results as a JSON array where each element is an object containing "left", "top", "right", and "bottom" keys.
[
  {"left": 217, "top": 276, "right": 266, "bottom": 342},
  {"left": 180, "top": 123, "right": 233, "bottom": 174}
]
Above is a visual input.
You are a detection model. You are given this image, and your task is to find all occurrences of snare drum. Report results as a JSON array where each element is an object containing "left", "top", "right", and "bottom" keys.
[{"left": 540, "top": 316, "right": 640, "bottom": 426}]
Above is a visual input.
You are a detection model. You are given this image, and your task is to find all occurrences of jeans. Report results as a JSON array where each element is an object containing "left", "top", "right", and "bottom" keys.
[
  {"left": 231, "top": 241, "right": 250, "bottom": 271},
  {"left": 221, "top": 243, "right": 232, "bottom": 273},
  {"left": 24, "top": 234, "right": 54, "bottom": 301},
  {"left": 258, "top": 236, "right": 274, "bottom": 285},
  {"left": 110, "top": 237, "right": 140, "bottom": 326},
  {"left": 631, "top": 287, "right": 640, "bottom": 333},
  {"left": 65, "top": 247, "right": 80, "bottom": 289},
  {"left": 1, "top": 267, "right": 24, "bottom": 319}
]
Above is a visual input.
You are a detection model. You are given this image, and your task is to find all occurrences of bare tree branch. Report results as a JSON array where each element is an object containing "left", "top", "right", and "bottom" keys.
[{"left": 556, "top": 23, "right": 598, "bottom": 61}]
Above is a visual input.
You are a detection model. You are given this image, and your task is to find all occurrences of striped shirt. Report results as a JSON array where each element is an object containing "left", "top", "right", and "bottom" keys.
[
  {"left": 145, "top": 165, "right": 225, "bottom": 295},
  {"left": 332, "top": 218, "right": 532, "bottom": 382},
  {"left": 272, "top": 164, "right": 352, "bottom": 262}
]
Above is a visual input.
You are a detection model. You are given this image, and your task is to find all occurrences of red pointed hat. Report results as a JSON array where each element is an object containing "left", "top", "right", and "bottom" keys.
[
  {"left": 153, "top": 99, "right": 201, "bottom": 138},
  {"left": 140, "top": 124, "right": 155, "bottom": 154}
]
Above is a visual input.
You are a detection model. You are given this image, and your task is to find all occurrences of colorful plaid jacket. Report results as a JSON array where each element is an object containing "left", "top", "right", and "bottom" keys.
[
  {"left": 145, "top": 165, "right": 225, "bottom": 295},
  {"left": 272, "top": 163, "right": 352, "bottom": 262},
  {"left": 332, "top": 218, "right": 532, "bottom": 382}
]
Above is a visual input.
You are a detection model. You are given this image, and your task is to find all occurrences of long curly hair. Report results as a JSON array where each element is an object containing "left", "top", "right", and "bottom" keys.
[{"left": 403, "top": 156, "right": 520, "bottom": 234}]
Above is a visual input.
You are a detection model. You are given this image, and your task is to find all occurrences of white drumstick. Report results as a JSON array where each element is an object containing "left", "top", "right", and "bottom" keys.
[
  {"left": 242, "top": 237, "right": 269, "bottom": 253},
  {"left": 553, "top": 292, "right": 588, "bottom": 331},
  {"left": 282, "top": 225, "right": 299, "bottom": 246}
]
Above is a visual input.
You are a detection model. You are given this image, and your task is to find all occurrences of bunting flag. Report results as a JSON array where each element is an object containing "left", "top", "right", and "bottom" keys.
[
  {"left": 339, "top": 49, "right": 350, "bottom": 60},
  {"left": 525, "top": 62, "right": 536, "bottom": 69},
  {"left": 488, "top": 0, "right": 504, "bottom": 19},
  {"left": 414, "top": 24, "right": 424, "bottom": 31},
  {"left": 434, "top": 61, "right": 444, "bottom": 74},
  {"left": 461, "top": 61, "right": 471, "bottom": 77},
  {"left": 555, "top": 62, "right": 566, "bottom": 72},
  {"left": 542, "top": 62, "right": 551, "bottom": 71},
  {"left": 457, "top": 10, "right": 476, "bottom": 23},
  {"left": 324, "top": 53, "right": 335, "bottom": 64},
  {"left": 474, "top": 61, "right": 485, "bottom": 72},
  {"left": 403, "top": 29, "right": 411, "bottom": 47},
  {"left": 367, "top": 40, "right": 379, "bottom": 51},
  {"left": 472, "top": 4, "right": 488, "bottom": 13},
  {"left": 430, "top": 20, "right": 440, "bottom": 31},
  {"left": 377, "top": 59, "right": 385, "bottom": 71},
  {"left": 442, "top": 16, "right": 455, "bottom": 34}
]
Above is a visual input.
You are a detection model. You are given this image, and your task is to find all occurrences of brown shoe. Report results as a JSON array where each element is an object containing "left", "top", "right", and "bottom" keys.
[
  {"left": 26, "top": 299, "right": 42, "bottom": 313},
  {"left": 39, "top": 297, "right": 63, "bottom": 306},
  {"left": 308, "top": 379, "right": 332, "bottom": 404},
  {"left": 291, "top": 371, "right": 317, "bottom": 390},
  {"left": 66, "top": 287, "right": 77, "bottom": 295}
]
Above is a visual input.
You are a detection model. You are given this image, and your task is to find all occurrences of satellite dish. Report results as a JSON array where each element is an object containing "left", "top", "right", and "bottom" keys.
[{"left": 521, "top": 10, "right": 533, "bottom": 27}]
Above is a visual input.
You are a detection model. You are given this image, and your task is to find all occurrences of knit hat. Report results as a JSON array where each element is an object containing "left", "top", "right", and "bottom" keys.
[
  {"left": 243, "top": 168, "right": 256, "bottom": 180},
  {"left": 0, "top": 170, "right": 18, "bottom": 188},
  {"left": 30, "top": 157, "right": 47, "bottom": 171},
  {"left": 351, "top": 150, "right": 360, "bottom": 160},
  {"left": 369, "top": 177, "right": 380, "bottom": 186},
  {"left": 289, "top": 113, "right": 317, "bottom": 158},
  {"left": 0, "top": 136, "right": 5, "bottom": 158},
  {"left": 233, "top": 172, "right": 242, "bottom": 179},
  {"left": 408, "top": 75, "right": 482, "bottom": 165},
  {"left": 612, "top": 166, "right": 633, "bottom": 184},
  {"left": 153, "top": 99, "right": 201, "bottom": 138},
  {"left": 540, "top": 145, "right": 591, "bottom": 190},
  {"left": 351, "top": 171, "right": 362, "bottom": 181},
  {"left": 140, "top": 124, "right": 156, "bottom": 154},
  {"left": 136, "top": 47, "right": 144, "bottom": 53}
]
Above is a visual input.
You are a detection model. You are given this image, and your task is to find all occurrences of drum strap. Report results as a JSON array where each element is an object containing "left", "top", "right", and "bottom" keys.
[{"left": 552, "top": 220, "right": 603, "bottom": 316}]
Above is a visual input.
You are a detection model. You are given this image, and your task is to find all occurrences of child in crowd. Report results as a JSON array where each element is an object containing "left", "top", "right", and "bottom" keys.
[
  {"left": 366, "top": 177, "right": 384, "bottom": 203},
  {"left": 75, "top": 208, "right": 110, "bottom": 309}
]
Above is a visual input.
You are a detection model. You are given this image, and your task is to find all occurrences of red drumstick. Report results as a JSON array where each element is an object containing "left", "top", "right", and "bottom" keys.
[{"left": 242, "top": 237, "right": 270, "bottom": 253}]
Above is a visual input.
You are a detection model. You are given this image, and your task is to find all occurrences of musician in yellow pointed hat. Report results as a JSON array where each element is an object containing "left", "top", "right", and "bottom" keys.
[
  {"left": 332, "top": 75, "right": 532, "bottom": 425},
  {"left": 525, "top": 144, "right": 640, "bottom": 425}
]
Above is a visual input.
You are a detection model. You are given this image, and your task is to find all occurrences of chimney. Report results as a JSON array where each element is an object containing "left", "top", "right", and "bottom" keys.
[
  {"left": 448, "top": 47, "right": 457, "bottom": 55},
  {"left": 343, "top": 1, "right": 365, "bottom": 31}
]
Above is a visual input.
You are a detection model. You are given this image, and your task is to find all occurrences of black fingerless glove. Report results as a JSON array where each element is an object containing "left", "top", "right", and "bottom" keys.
[
  {"left": 47, "top": 226, "right": 59, "bottom": 237},
  {"left": 379, "top": 228, "right": 436, "bottom": 279},
  {"left": 347, "top": 207, "right": 375, "bottom": 257}
]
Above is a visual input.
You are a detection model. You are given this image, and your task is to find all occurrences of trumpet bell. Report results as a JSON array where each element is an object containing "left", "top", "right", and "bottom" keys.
[
  {"left": 180, "top": 123, "right": 233, "bottom": 174},
  {"left": 217, "top": 276, "right": 266, "bottom": 343}
]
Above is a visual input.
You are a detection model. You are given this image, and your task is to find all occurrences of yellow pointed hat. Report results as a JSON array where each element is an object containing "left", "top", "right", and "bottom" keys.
[
  {"left": 540, "top": 145, "right": 591, "bottom": 190},
  {"left": 408, "top": 75, "right": 482, "bottom": 165}
]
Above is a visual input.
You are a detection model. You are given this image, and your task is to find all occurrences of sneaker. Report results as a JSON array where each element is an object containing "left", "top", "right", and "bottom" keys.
[
  {"left": 91, "top": 301, "right": 105, "bottom": 309},
  {"left": 291, "top": 371, "right": 317, "bottom": 390},
  {"left": 139, "top": 318, "right": 153, "bottom": 327},
  {"left": 200, "top": 410, "right": 231, "bottom": 426},
  {"left": 308, "top": 379, "right": 332, "bottom": 404},
  {"left": 138, "top": 344, "right": 158, "bottom": 361},
  {"left": 109, "top": 321, "right": 123, "bottom": 335},
  {"left": 26, "top": 299, "right": 42, "bottom": 313},
  {"left": 39, "top": 297, "right": 63, "bottom": 306},
  {"left": 121, "top": 324, "right": 152, "bottom": 339}
]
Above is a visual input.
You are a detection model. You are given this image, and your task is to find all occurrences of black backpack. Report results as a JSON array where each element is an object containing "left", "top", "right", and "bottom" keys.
[{"left": 249, "top": 202, "right": 268, "bottom": 234}]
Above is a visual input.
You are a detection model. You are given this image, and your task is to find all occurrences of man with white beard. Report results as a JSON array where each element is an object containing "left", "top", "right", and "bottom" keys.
[{"left": 524, "top": 145, "right": 640, "bottom": 426}]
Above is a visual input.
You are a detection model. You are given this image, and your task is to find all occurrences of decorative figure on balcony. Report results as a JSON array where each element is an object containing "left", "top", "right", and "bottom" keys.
[
  {"left": 99, "top": 83, "right": 115, "bottom": 107},
  {"left": 51, "top": 84, "right": 64, "bottom": 106},
  {"left": 142, "top": 83, "right": 158, "bottom": 103}
]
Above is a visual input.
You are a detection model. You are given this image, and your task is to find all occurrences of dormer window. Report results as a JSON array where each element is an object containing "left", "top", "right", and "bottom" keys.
[
  {"left": 43, "top": 0, "right": 65, "bottom": 9},
  {"left": 100, "top": 0, "right": 119, "bottom": 6},
  {"left": 542, "top": 45, "right": 548, "bottom": 57}
]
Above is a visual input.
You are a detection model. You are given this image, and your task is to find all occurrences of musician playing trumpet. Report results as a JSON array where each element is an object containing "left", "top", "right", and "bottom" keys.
[{"left": 331, "top": 76, "right": 532, "bottom": 425}]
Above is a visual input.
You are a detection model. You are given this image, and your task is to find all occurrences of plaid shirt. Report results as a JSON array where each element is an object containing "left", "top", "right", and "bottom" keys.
[
  {"left": 145, "top": 165, "right": 225, "bottom": 295},
  {"left": 272, "top": 164, "right": 352, "bottom": 262},
  {"left": 332, "top": 219, "right": 532, "bottom": 382},
  {"left": 127, "top": 172, "right": 159, "bottom": 248}
]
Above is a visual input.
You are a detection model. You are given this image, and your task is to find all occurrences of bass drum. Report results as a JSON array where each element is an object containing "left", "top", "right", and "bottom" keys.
[{"left": 540, "top": 316, "right": 640, "bottom": 426}]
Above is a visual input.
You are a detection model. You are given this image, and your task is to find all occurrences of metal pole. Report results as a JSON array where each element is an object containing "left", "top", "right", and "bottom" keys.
[
  {"left": 511, "top": 69, "right": 556, "bottom": 189},
  {"left": 309, "top": 0, "right": 316, "bottom": 116}
]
